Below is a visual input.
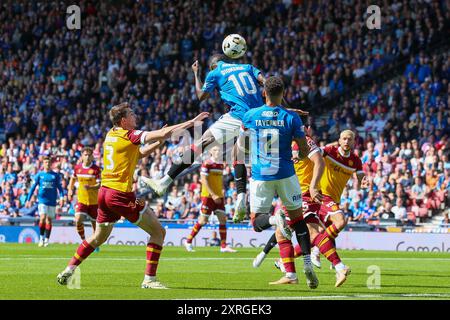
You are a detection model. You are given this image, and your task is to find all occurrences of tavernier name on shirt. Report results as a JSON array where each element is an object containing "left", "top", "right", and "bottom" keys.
[{"left": 254, "top": 119, "right": 285, "bottom": 127}]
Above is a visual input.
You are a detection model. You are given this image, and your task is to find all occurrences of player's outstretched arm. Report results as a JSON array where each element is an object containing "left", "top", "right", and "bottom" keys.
[
  {"left": 26, "top": 173, "right": 40, "bottom": 205},
  {"left": 57, "top": 175, "right": 65, "bottom": 206},
  {"left": 142, "top": 112, "right": 210, "bottom": 144},
  {"left": 280, "top": 94, "right": 309, "bottom": 116},
  {"left": 192, "top": 60, "right": 210, "bottom": 101}
]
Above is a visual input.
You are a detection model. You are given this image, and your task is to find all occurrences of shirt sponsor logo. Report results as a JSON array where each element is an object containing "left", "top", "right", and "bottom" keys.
[{"left": 261, "top": 111, "right": 279, "bottom": 117}]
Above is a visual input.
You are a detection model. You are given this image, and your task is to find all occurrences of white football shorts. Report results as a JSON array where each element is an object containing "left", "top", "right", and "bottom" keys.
[
  {"left": 250, "top": 175, "right": 303, "bottom": 214},
  {"left": 38, "top": 204, "right": 56, "bottom": 219}
]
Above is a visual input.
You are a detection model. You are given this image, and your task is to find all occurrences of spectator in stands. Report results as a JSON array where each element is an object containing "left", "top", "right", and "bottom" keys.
[
  {"left": 342, "top": 202, "right": 354, "bottom": 222},
  {"left": 392, "top": 198, "right": 408, "bottom": 225},
  {"left": 376, "top": 201, "right": 396, "bottom": 220},
  {"left": 411, "top": 177, "right": 427, "bottom": 205},
  {"left": 177, "top": 196, "right": 191, "bottom": 220}
]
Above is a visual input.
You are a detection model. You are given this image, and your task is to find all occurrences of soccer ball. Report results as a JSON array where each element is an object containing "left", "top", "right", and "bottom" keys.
[{"left": 222, "top": 34, "right": 247, "bottom": 59}]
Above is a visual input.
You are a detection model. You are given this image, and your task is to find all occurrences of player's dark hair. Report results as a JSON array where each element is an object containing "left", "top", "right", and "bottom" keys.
[
  {"left": 208, "top": 53, "right": 228, "bottom": 69},
  {"left": 264, "top": 76, "right": 284, "bottom": 98},
  {"left": 42, "top": 156, "right": 51, "bottom": 162},
  {"left": 110, "top": 102, "right": 130, "bottom": 126}
]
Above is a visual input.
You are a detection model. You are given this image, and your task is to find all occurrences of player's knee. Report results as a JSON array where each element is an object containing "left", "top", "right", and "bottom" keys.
[
  {"left": 160, "top": 225, "right": 166, "bottom": 239},
  {"left": 250, "top": 216, "right": 260, "bottom": 232},
  {"left": 333, "top": 215, "right": 346, "bottom": 230},
  {"left": 89, "top": 237, "right": 103, "bottom": 248},
  {"left": 275, "top": 228, "right": 286, "bottom": 242}
]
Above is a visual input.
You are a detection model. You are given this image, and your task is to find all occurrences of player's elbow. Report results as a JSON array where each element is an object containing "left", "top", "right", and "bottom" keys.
[{"left": 197, "top": 91, "right": 209, "bottom": 101}]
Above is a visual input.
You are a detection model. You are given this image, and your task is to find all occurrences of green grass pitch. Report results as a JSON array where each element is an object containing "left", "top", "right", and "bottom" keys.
[{"left": 1, "top": 244, "right": 450, "bottom": 300}]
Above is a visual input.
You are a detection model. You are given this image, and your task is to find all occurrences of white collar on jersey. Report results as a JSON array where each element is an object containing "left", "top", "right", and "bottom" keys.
[{"left": 338, "top": 146, "right": 351, "bottom": 158}]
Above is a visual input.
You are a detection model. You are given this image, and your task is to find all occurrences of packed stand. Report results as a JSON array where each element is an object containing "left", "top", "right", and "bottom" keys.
[{"left": 310, "top": 50, "right": 450, "bottom": 226}]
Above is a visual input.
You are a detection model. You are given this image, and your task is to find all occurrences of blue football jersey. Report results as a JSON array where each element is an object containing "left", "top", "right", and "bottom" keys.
[
  {"left": 202, "top": 61, "right": 264, "bottom": 120},
  {"left": 26, "top": 171, "right": 64, "bottom": 206},
  {"left": 242, "top": 105, "right": 305, "bottom": 181}
]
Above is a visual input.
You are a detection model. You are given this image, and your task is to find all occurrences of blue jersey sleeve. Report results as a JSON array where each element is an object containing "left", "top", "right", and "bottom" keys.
[
  {"left": 26, "top": 173, "right": 40, "bottom": 202},
  {"left": 249, "top": 65, "right": 262, "bottom": 80},
  {"left": 291, "top": 113, "right": 305, "bottom": 139},
  {"left": 201, "top": 70, "right": 217, "bottom": 93},
  {"left": 57, "top": 174, "right": 64, "bottom": 199}
]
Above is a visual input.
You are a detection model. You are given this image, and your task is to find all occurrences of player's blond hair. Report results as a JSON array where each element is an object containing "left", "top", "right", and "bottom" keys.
[
  {"left": 340, "top": 130, "right": 355, "bottom": 140},
  {"left": 110, "top": 102, "right": 130, "bottom": 126}
]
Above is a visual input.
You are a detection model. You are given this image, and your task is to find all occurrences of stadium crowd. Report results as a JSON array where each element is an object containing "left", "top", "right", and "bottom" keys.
[{"left": 0, "top": 0, "right": 449, "bottom": 226}]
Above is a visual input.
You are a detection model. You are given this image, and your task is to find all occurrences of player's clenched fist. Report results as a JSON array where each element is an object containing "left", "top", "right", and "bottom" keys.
[{"left": 191, "top": 60, "right": 199, "bottom": 74}]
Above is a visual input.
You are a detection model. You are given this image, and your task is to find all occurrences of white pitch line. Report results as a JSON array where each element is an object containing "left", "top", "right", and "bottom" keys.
[
  {"left": 188, "top": 293, "right": 450, "bottom": 300},
  {"left": 1, "top": 256, "right": 450, "bottom": 261}
]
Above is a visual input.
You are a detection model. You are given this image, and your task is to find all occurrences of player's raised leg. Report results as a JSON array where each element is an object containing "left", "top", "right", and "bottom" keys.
[
  {"left": 142, "top": 129, "right": 216, "bottom": 196},
  {"left": 248, "top": 187, "right": 287, "bottom": 236}
]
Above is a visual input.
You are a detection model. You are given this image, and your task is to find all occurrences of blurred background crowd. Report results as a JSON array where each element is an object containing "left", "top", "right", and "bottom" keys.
[{"left": 0, "top": 0, "right": 449, "bottom": 227}]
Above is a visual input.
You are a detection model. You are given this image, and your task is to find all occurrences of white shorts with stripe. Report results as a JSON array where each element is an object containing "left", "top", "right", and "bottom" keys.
[
  {"left": 250, "top": 175, "right": 303, "bottom": 214},
  {"left": 38, "top": 204, "right": 56, "bottom": 219}
]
